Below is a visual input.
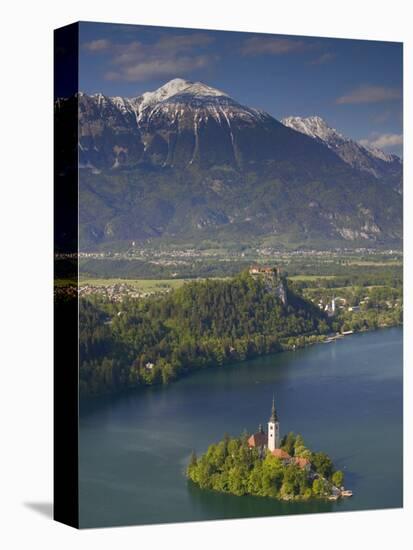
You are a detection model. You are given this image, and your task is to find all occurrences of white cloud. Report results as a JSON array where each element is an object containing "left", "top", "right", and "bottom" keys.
[
  {"left": 83, "top": 39, "right": 111, "bottom": 52},
  {"left": 309, "top": 52, "right": 335, "bottom": 65},
  {"left": 359, "top": 133, "right": 403, "bottom": 150},
  {"left": 336, "top": 85, "right": 401, "bottom": 105},
  {"left": 106, "top": 55, "right": 211, "bottom": 82},
  {"left": 241, "top": 37, "right": 306, "bottom": 56},
  {"left": 84, "top": 33, "right": 215, "bottom": 82}
]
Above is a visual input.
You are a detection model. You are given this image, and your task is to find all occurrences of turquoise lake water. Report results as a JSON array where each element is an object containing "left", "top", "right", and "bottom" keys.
[{"left": 79, "top": 327, "right": 403, "bottom": 528}]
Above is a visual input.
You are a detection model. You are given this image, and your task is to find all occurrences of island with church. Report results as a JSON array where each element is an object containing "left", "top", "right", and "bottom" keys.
[{"left": 187, "top": 396, "right": 352, "bottom": 501}]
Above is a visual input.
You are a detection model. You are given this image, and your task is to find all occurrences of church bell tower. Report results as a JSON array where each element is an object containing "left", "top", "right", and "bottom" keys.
[{"left": 268, "top": 395, "right": 280, "bottom": 451}]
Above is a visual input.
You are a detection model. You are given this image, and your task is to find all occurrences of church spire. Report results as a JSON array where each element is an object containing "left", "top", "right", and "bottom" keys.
[
  {"left": 269, "top": 394, "right": 278, "bottom": 422},
  {"left": 268, "top": 394, "right": 280, "bottom": 451}
]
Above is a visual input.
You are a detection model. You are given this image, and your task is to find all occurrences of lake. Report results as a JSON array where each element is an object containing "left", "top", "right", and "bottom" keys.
[{"left": 79, "top": 327, "right": 403, "bottom": 528}]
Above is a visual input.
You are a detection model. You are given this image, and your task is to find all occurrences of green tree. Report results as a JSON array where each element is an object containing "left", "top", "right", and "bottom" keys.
[
  {"left": 312, "top": 477, "right": 328, "bottom": 496},
  {"left": 311, "top": 452, "right": 333, "bottom": 479},
  {"left": 228, "top": 465, "right": 247, "bottom": 496},
  {"left": 332, "top": 470, "right": 344, "bottom": 488},
  {"left": 282, "top": 432, "right": 296, "bottom": 456}
]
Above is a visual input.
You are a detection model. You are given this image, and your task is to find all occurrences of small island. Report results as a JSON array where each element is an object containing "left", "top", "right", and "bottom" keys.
[{"left": 187, "top": 397, "right": 352, "bottom": 501}]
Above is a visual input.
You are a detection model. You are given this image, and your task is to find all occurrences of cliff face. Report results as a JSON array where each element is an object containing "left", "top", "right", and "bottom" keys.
[
  {"left": 249, "top": 267, "right": 288, "bottom": 305},
  {"left": 276, "top": 279, "right": 288, "bottom": 306}
]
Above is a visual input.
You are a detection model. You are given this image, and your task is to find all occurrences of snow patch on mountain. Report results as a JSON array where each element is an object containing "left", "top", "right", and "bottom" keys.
[
  {"left": 170, "top": 81, "right": 229, "bottom": 98},
  {"left": 282, "top": 115, "right": 401, "bottom": 165},
  {"left": 282, "top": 115, "right": 402, "bottom": 191},
  {"left": 282, "top": 115, "right": 347, "bottom": 147},
  {"left": 363, "top": 145, "right": 401, "bottom": 164},
  {"left": 139, "top": 78, "right": 192, "bottom": 111}
]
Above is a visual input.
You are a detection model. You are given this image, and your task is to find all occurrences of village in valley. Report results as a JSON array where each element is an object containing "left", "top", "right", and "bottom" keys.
[{"left": 76, "top": 244, "right": 401, "bottom": 310}]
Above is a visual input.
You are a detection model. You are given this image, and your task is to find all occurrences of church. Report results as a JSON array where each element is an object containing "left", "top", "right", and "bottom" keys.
[
  {"left": 247, "top": 396, "right": 310, "bottom": 469},
  {"left": 248, "top": 395, "right": 281, "bottom": 451}
]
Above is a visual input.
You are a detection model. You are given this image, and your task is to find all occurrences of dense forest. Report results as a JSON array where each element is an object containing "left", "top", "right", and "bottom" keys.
[
  {"left": 79, "top": 271, "right": 329, "bottom": 397},
  {"left": 187, "top": 432, "right": 344, "bottom": 500}
]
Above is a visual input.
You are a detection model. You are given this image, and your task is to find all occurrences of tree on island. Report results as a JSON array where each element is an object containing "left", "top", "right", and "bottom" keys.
[
  {"left": 311, "top": 451, "right": 333, "bottom": 479},
  {"left": 187, "top": 432, "right": 345, "bottom": 502},
  {"left": 332, "top": 470, "right": 344, "bottom": 488},
  {"left": 188, "top": 450, "right": 198, "bottom": 469}
]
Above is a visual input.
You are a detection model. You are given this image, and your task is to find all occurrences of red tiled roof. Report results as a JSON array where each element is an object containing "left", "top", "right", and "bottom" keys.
[
  {"left": 271, "top": 448, "right": 291, "bottom": 460},
  {"left": 248, "top": 432, "right": 267, "bottom": 448},
  {"left": 293, "top": 457, "right": 311, "bottom": 468},
  {"left": 249, "top": 265, "right": 274, "bottom": 273}
]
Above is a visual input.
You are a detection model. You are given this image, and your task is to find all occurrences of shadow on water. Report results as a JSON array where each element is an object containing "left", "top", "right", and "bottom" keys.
[
  {"left": 186, "top": 480, "right": 335, "bottom": 520},
  {"left": 79, "top": 347, "right": 300, "bottom": 420},
  {"left": 80, "top": 387, "right": 142, "bottom": 418}
]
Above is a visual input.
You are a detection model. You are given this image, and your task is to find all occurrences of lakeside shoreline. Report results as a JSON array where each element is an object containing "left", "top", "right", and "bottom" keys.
[
  {"left": 78, "top": 326, "right": 402, "bottom": 525},
  {"left": 79, "top": 324, "right": 402, "bottom": 408}
]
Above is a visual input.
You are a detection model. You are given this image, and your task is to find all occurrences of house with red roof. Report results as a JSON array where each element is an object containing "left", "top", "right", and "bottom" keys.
[
  {"left": 271, "top": 448, "right": 291, "bottom": 460},
  {"left": 247, "top": 425, "right": 267, "bottom": 449},
  {"left": 293, "top": 456, "right": 311, "bottom": 471}
]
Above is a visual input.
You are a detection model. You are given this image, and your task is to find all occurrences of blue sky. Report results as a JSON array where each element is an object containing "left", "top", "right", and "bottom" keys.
[{"left": 79, "top": 22, "right": 403, "bottom": 156}]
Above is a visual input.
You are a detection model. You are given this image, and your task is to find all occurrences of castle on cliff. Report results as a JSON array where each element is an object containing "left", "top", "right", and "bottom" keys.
[{"left": 248, "top": 265, "right": 287, "bottom": 306}]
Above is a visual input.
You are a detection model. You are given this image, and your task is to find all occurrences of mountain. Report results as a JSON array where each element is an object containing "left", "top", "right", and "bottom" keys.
[
  {"left": 78, "top": 79, "right": 346, "bottom": 171},
  {"left": 55, "top": 79, "right": 402, "bottom": 249},
  {"left": 281, "top": 116, "right": 402, "bottom": 193}
]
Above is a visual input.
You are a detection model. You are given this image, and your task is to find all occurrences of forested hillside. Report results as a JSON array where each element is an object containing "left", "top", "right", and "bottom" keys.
[{"left": 79, "top": 272, "right": 329, "bottom": 396}]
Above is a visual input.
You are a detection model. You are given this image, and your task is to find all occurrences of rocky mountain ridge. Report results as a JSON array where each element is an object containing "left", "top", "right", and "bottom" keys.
[
  {"left": 55, "top": 79, "right": 402, "bottom": 249},
  {"left": 282, "top": 115, "right": 402, "bottom": 192}
]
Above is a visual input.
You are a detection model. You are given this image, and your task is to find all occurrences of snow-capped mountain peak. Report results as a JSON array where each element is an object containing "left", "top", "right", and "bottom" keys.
[
  {"left": 135, "top": 79, "right": 231, "bottom": 118},
  {"left": 282, "top": 115, "right": 401, "bottom": 191},
  {"left": 75, "top": 80, "right": 401, "bottom": 192},
  {"left": 139, "top": 78, "right": 192, "bottom": 110},
  {"left": 134, "top": 78, "right": 268, "bottom": 132},
  {"left": 282, "top": 115, "right": 346, "bottom": 147},
  {"left": 171, "top": 81, "right": 229, "bottom": 98}
]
